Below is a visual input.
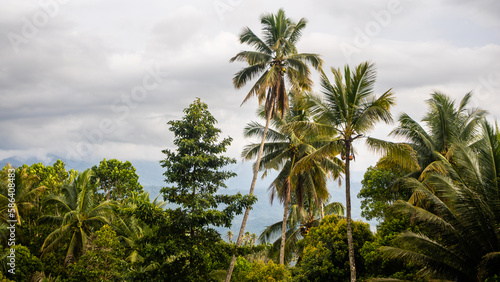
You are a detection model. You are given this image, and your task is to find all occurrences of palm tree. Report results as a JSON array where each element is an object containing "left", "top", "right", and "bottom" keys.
[
  {"left": 242, "top": 93, "right": 342, "bottom": 265},
  {"left": 40, "top": 169, "right": 116, "bottom": 264},
  {"left": 376, "top": 92, "right": 486, "bottom": 176},
  {"left": 0, "top": 164, "right": 46, "bottom": 226},
  {"left": 227, "top": 231, "right": 234, "bottom": 243},
  {"left": 227, "top": 8, "right": 322, "bottom": 280},
  {"left": 381, "top": 120, "right": 500, "bottom": 281},
  {"left": 303, "top": 62, "right": 395, "bottom": 281}
]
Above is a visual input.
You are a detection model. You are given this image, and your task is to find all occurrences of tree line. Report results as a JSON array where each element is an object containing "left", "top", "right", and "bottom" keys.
[{"left": 1, "top": 8, "right": 499, "bottom": 282}]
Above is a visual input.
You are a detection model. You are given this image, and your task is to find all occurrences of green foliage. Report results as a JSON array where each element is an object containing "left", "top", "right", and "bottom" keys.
[
  {"left": 358, "top": 166, "right": 410, "bottom": 221},
  {"left": 293, "top": 215, "right": 374, "bottom": 281},
  {"left": 67, "top": 225, "right": 127, "bottom": 281},
  {"left": 233, "top": 257, "right": 291, "bottom": 281},
  {"left": 243, "top": 94, "right": 343, "bottom": 265},
  {"left": 360, "top": 214, "right": 423, "bottom": 281},
  {"left": 3, "top": 245, "right": 42, "bottom": 282},
  {"left": 132, "top": 99, "right": 256, "bottom": 280},
  {"left": 91, "top": 158, "right": 143, "bottom": 201},
  {"left": 380, "top": 120, "right": 500, "bottom": 281},
  {"left": 40, "top": 169, "right": 116, "bottom": 264},
  {"left": 0, "top": 164, "right": 46, "bottom": 227},
  {"left": 27, "top": 160, "right": 71, "bottom": 193}
]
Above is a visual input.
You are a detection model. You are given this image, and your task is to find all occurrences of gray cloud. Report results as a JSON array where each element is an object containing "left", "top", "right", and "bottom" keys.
[{"left": 0, "top": 0, "right": 499, "bottom": 173}]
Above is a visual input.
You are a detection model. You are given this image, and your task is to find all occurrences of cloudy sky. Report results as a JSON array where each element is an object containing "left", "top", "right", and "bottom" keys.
[{"left": 1, "top": 0, "right": 500, "bottom": 181}]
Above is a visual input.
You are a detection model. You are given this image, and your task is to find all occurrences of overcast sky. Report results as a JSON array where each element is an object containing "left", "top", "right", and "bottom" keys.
[{"left": 1, "top": 0, "right": 500, "bottom": 177}]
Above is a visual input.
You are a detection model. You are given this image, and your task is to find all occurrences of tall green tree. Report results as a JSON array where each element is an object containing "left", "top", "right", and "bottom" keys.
[
  {"left": 228, "top": 8, "right": 322, "bottom": 279},
  {"left": 40, "top": 169, "right": 116, "bottom": 264},
  {"left": 303, "top": 62, "right": 395, "bottom": 281},
  {"left": 132, "top": 99, "right": 254, "bottom": 280}
]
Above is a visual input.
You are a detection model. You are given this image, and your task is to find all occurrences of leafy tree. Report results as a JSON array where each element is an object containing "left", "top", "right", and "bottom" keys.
[
  {"left": 40, "top": 169, "right": 116, "bottom": 264},
  {"left": 302, "top": 62, "right": 395, "bottom": 281},
  {"left": 232, "top": 257, "right": 291, "bottom": 281},
  {"left": 228, "top": 8, "right": 323, "bottom": 278},
  {"left": 68, "top": 225, "right": 127, "bottom": 281},
  {"left": 27, "top": 160, "right": 71, "bottom": 193},
  {"left": 133, "top": 99, "right": 255, "bottom": 281},
  {"left": 91, "top": 158, "right": 143, "bottom": 201},
  {"left": 2, "top": 245, "right": 42, "bottom": 282},
  {"left": 293, "top": 215, "right": 374, "bottom": 281},
  {"left": 357, "top": 166, "right": 410, "bottom": 221}
]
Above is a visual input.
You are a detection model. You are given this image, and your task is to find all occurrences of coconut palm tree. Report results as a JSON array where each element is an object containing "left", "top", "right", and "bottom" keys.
[
  {"left": 381, "top": 120, "right": 500, "bottom": 281},
  {"left": 375, "top": 92, "right": 486, "bottom": 176},
  {"left": 227, "top": 8, "right": 322, "bottom": 280},
  {"left": 302, "top": 62, "right": 395, "bottom": 281},
  {"left": 40, "top": 169, "right": 116, "bottom": 264},
  {"left": 0, "top": 164, "right": 46, "bottom": 226},
  {"left": 242, "top": 93, "right": 342, "bottom": 265},
  {"left": 227, "top": 231, "right": 234, "bottom": 243}
]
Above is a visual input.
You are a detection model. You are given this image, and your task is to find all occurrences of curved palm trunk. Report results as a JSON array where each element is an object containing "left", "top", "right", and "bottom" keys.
[
  {"left": 279, "top": 181, "right": 291, "bottom": 264},
  {"left": 345, "top": 141, "right": 356, "bottom": 281},
  {"left": 225, "top": 103, "right": 275, "bottom": 282}
]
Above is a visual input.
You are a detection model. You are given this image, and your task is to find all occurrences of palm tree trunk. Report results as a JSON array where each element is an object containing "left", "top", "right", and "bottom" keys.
[
  {"left": 345, "top": 141, "right": 356, "bottom": 282},
  {"left": 279, "top": 181, "right": 291, "bottom": 264},
  {"left": 225, "top": 103, "right": 275, "bottom": 282},
  {"left": 320, "top": 198, "right": 324, "bottom": 219}
]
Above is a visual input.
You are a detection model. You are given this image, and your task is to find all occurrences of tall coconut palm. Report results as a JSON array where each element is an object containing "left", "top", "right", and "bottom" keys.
[
  {"left": 227, "top": 8, "right": 322, "bottom": 280},
  {"left": 40, "top": 169, "right": 116, "bottom": 264},
  {"left": 303, "top": 62, "right": 395, "bottom": 281},
  {"left": 381, "top": 120, "right": 500, "bottom": 281},
  {"left": 242, "top": 93, "right": 342, "bottom": 264}
]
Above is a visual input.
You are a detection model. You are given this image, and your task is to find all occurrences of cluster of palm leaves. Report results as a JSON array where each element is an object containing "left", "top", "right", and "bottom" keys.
[
  {"left": 377, "top": 93, "right": 500, "bottom": 281},
  {"left": 242, "top": 92, "right": 346, "bottom": 264},
  {"left": 0, "top": 167, "right": 164, "bottom": 271}
]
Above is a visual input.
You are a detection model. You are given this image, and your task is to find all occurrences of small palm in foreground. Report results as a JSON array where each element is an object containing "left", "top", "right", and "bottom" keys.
[{"left": 40, "top": 169, "right": 116, "bottom": 264}]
